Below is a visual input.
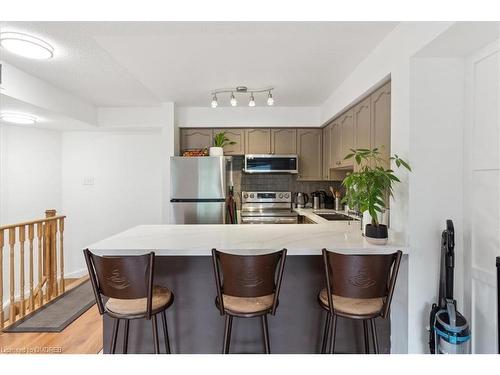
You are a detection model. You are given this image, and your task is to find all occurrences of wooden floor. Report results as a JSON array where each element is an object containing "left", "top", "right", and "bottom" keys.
[{"left": 0, "top": 278, "right": 103, "bottom": 354}]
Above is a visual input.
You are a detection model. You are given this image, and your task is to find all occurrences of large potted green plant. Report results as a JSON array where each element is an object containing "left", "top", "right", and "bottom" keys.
[
  {"left": 210, "top": 131, "right": 236, "bottom": 156},
  {"left": 341, "top": 147, "right": 411, "bottom": 244}
]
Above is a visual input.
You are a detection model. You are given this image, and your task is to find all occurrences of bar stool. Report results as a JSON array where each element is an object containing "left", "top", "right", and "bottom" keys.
[
  {"left": 84, "top": 249, "right": 174, "bottom": 354},
  {"left": 319, "top": 249, "right": 402, "bottom": 354},
  {"left": 211, "top": 248, "right": 287, "bottom": 354}
]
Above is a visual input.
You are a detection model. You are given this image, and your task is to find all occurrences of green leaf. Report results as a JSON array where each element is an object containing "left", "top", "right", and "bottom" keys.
[{"left": 399, "top": 159, "right": 412, "bottom": 171}]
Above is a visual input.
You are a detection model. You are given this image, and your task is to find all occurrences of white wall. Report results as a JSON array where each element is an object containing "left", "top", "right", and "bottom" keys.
[
  {"left": 0, "top": 125, "right": 62, "bottom": 224},
  {"left": 464, "top": 40, "right": 500, "bottom": 353},
  {"left": 61, "top": 130, "right": 163, "bottom": 277},
  {"left": 176, "top": 106, "right": 321, "bottom": 127},
  {"left": 409, "top": 57, "right": 465, "bottom": 351},
  {"left": 0, "top": 124, "right": 62, "bottom": 312},
  {"left": 96, "top": 104, "right": 176, "bottom": 224}
]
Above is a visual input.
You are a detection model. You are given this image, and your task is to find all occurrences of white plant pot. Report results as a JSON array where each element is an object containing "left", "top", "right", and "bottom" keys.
[{"left": 209, "top": 147, "right": 224, "bottom": 156}]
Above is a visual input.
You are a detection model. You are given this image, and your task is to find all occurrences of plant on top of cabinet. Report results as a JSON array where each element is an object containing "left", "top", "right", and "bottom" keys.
[
  {"left": 210, "top": 131, "right": 236, "bottom": 156},
  {"left": 213, "top": 131, "right": 236, "bottom": 148},
  {"left": 341, "top": 147, "right": 411, "bottom": 245}
]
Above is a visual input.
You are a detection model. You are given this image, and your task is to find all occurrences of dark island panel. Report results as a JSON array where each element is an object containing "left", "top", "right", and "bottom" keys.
[{"left": 103, "top": 256, "right": 390, "bottom": 354}]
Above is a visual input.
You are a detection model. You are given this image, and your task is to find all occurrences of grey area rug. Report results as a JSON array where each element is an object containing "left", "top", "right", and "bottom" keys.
[{"left": 3, "top": 280, "right": 96, "bottom": 333}]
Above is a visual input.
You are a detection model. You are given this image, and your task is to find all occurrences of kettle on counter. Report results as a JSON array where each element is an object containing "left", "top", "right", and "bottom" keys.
[{"left": 295, "top": 192, "right": 309, "bottom": 208}]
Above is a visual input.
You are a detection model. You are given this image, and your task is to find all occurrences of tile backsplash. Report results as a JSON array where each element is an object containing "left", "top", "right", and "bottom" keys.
[{"left": 231, "top": 156, "right": 344, "bottom": 207}]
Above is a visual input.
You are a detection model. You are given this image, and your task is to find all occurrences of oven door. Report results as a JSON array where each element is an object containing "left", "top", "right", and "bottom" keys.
[{"left": 244, "top": 155, "right": 298, "bottom": 174}]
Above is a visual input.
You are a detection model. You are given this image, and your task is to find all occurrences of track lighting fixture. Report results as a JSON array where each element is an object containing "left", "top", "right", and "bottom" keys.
[{"left": 209, "top": 86, "right": 274, "bottom": 108}]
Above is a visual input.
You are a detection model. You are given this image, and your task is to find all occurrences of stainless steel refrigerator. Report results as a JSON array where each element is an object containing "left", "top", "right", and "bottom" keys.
[{"left": 170, "top": 156, "right": 232, "bottom": 224}]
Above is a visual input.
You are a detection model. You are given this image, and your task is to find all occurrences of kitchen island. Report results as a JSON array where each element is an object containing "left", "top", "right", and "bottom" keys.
[{"left": 88, "top": 221, "right": 408, "bottom": 354}]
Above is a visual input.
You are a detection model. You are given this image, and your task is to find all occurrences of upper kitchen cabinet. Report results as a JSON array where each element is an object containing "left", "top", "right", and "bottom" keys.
[
  {"left": 180, "top": 128, "right": 213, "bottom": 151},
  {"left": 220, "top": 128, "right": 245, "bottom": 155},
  {"left": 297, "top": 129, "right": 322, "bottom": 181},
  {"left": 338, "top": 109, "right": 354, "bottom": 168},
  {"left": 245, "top": 128, "right": 271, "bottom": 154},
  {"left": 353, "top": 96, "right": 371, "bottom": 171},
  {"left": 371, "top": 81, "right": 391, "bottom": 168},
  {"left": 354, "top": 96, "right": 371, "bottom": 150},
  {"left": 330, "top": 121, "right": 341, "bottom": 168},
  {"left": 322, "top": 124, "right": 332, "bottom": 180},
  {"left": 271, "top": 128, "right": 297, "bottom": 154}
]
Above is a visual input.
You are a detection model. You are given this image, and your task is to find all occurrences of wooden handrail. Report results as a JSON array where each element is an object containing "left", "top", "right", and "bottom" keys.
[
  {"left": 0, "top": 209, "right": 66, "bottom": 327},
  {"left": 0, "top": 215, "right": 66, "bottom": 231}
]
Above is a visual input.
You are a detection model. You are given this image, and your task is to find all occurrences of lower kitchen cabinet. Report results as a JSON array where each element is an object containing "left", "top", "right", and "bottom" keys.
[{"left": 297, "top": 128, "right": 322, "bottom": 181}]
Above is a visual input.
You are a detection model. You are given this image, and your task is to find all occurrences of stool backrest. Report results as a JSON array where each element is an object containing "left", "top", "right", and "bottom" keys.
[
  {"left": 83, "top": 249, "right": 155, "bottom": 317},
  {"left": 322, "top": 249, "right": 402, "bottom": 318},
  {"left": 211, "top": 249, "right": 287, "bottom": 315}
]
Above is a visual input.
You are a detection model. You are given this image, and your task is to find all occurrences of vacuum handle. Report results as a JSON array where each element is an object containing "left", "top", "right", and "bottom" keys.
[{"left": 446, "top": 299, "right": 457, "bottom": 328}]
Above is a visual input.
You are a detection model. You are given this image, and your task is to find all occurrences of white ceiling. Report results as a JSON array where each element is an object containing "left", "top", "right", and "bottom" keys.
[{"left": 0, "top": 22, "right": 397, "bottom": 108}]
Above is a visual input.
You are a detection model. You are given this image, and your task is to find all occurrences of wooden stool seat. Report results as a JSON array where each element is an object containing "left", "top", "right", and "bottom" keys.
[
  {"left": 319, "top": 288, "right": 383, "bottom": 317},
  {"left": 106, "top": 286, "right": 173, "bottom": 317},
  {"left": 218, "top": 293, "right": 274, "bottom": 314}
]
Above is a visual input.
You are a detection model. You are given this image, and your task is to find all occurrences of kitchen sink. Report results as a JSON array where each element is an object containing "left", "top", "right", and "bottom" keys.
[{"left": 315, "top": 213, "right": 356, "bottom": 221}]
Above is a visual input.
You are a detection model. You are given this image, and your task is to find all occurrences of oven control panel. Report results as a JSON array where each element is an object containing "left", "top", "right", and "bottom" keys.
[{"left": 241, "top": 191, "right": 292, "bottom": 204}]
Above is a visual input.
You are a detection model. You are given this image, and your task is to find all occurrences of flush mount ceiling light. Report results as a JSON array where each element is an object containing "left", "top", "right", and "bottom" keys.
[
  {"left": 0, "top": 112, "right": 37, "bottom": 125},
  {"left": 209, "top": 86, "right": 274, "bottom": 108},
  {"left": 0, "top": 32, "right": 54, "bottom": 60}
]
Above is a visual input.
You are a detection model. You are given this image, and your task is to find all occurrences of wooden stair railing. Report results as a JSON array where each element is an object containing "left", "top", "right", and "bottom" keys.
[{"left": 0, "top": 209, "right": 66, "bottom": 329}]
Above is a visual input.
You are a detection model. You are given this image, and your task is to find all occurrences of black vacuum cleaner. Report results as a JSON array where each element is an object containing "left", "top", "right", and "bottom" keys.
[{"left": 429, "top": 219, "right": 471, "bottom": 354}]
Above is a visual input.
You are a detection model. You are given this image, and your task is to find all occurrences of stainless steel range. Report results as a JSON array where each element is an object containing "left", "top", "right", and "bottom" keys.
[{"left": 240, "top": 191, "right": 298, "bottom": 224}]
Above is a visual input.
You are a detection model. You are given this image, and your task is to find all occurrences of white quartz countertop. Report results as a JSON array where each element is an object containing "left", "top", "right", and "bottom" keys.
[{"left": 87, "top": 219, "right": 407, "bottom": 257}]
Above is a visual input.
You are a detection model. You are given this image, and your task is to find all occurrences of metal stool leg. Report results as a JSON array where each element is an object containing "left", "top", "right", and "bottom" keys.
[
  {"left": 161, "top": 310, "right": 171, "bottom": 354},
  {"left": 261, "top": 315, "right": 271, "bottom": 354},
  {"left": 321, "top": 313, "right": 331, "bottom": 354},
  {"left": 222, "top": 315, "right": 233, "bottom": 354},
  {"left": 329, "top": 314, "right": 337, "bottom": 354},
  {"left": 370, "top": 319, "right": 379, "bottom": 354},
  {"left": 123, "top": 320, "right": 130, "bottom": 354},
  {"left": 363, "top": 320, "right": 370, "bottom": 354},
  {"left": 152, "top": 315, "right": 160, "bottom": 354},
  {"left": 109, "top": 318, "right": 120, "bottom": 354}
]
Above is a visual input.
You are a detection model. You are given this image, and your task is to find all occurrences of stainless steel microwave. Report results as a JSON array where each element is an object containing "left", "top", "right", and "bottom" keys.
[{"left": 243, "top": 154, "right": 298, "bottom": 174}]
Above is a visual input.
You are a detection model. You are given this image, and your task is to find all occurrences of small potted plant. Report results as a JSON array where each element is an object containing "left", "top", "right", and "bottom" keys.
[
  {"left": 342, "top": 147, "right": 411, "bottom": 244},
  {"left": 210, "top": 131, "right": 236, "bottom": 156}
]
